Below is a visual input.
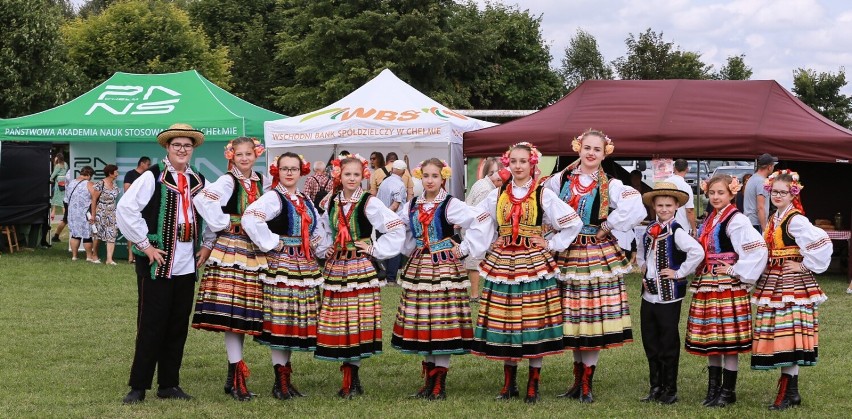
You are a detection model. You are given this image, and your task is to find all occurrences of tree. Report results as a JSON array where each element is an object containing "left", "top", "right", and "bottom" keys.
[
  {"left": 793, "top": 68, "right": 852, "bottom": 128},
  {"left": 0, "top": 0, "right": 76, "bottom": 117},
  {"left": 189, "top": 0, "right": 280, "bottom": 110},
  {"left": 613, "top": 28, "right": 712, "bottom": 80},
  {"left": 268, "top": 0, "right": 562, "bottom": 115},
  {"left": 559, "top": 29, "right": 613, "bottom": 91},
  {"left": 63, "top": 0, "right": 231, "bottom": 90},
  {"left": 715, "top": 54, "right": 753, "bottom": 80}
]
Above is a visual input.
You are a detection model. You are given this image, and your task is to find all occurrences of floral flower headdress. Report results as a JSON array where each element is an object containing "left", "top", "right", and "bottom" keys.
[
  {"left": 330, "top": 153, "right": 371, "bottom": 181},
  {"left": 700, "top": 175, "right": 742, "bottom": 195},
  {"left": 412, "top": 159, "right": 452, "bottom": 180},
  {"left": 268, "top": 154, "right": 311, "bottom": 188},
  {"left": 764, "top": 169, "right": 803, "bottom": 195},
  {"left": 224, "top": 137, "right": 265, "bottom": 160},
  {"left": 572, "top": 129, "right": 615, "bottom": 155},
  {"left": 500, "top": 141, "right": 542, "bottom": 179}
]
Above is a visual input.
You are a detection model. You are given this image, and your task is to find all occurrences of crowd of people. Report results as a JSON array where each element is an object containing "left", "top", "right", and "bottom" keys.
[{"left": 83, "top": 122, "right": 831, "bottom": 413}]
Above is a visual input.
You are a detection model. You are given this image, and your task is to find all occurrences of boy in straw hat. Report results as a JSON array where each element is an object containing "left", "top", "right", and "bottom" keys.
[
  {"left": 117, "top": 123, "right": 207, "bottom": 404},
  {"left": 636, "top": 181, "right": 704, "bottom": 405}
]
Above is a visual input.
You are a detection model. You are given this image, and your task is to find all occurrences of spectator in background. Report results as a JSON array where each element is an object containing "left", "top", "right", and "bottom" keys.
[
  {"left": 464, "top": 157, "right": 502, "bottom": 302},
  {"left": 89, "top": 164, "right": 121, "bottom": 265},
  {"left": 123, "top": 156, "right": 151, "bottom": 192},
  {"left": 744, "top": 153, "right": 777, "bottom": 231},
  {"left": 65, "top": 165, "right": 96, "bottom": 262},
  {"left": 631, "top": 170, "right": 653, "bottom": 221},
  {"left": 50, "top": 153, "right": 68, "bottom": 242},
  {"left": 376, "top": 159, "right": 409, "bottom": 284},
  {"left": 384, "top": 152, "right": 414, "bottom": 199},
  {"left": 303, "top": 160, "right": 333, "bottom": 209},
  {"left": 735, "top": 173, "right": 752, "bottom": 212},
  {"left": 664, "top": 159, "right": 697, "bottom": 235},
  {"left": 122, "top": 156, "right": 150, "bottom": 263}
]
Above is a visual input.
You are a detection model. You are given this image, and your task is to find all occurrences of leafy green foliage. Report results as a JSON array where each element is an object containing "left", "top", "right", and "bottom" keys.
[
  {"left": 715, "top": 54, "right": 753, "bottom": 80},
  {"left": 269, "top": 0, "right": 562, "bottom": 115},
  {"left": 559, "top": 29, "right": 613, "bottom": 92},
  {"left": 613, "top": 28, "right": 712, "bottom": 80},
  {"left": 62, "top": 0, "right": 232, "bottom": 91},
  {"left": 793, "top": 68, "right": 852, "bottom": 128},
  {"left": 0, "top": 0, "right": 77, "bottom": 117}
]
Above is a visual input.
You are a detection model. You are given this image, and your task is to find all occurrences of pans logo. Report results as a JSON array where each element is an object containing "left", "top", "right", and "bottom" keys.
[{"left": 85, "top": 85, "right": 181, "bottom": 116}]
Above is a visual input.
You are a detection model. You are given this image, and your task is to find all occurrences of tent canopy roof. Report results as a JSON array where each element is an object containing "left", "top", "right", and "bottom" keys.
[
  {"left": 464, "top": 79, "right": 852, "bottom": 163},
  {"left": 1, "top": 70, "right": 284, "bottom": 142},
  {"left": 265, "top": 69, "right": 493, "bottom": 147}
]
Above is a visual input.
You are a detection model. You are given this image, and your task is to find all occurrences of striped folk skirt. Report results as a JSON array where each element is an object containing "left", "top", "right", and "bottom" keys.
[
  {"left": 558, "top": 234, "right": 632, "bottom": 349},
  {"left": 315, "top": 250, "right": 384, "bottom": 362},
  {"left": 751, "top": 262, "right": 826, "bottom": 369},
  {"left": 192, "top": 232, "right": 267, "bottom": 335},
  {"left": 391, "top": 246, "right": 473, "bottom": 355},
  {"left": 254, "top": 245, "right": 322, "bottom": 351},
  {"left": 685, "top": 273, "right": 753, "bottom": 355}
]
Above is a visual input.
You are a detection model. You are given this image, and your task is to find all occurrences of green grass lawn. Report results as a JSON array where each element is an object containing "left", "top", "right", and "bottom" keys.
[{"left": 2, "top": 243, "right": 851, "bottom": 418}]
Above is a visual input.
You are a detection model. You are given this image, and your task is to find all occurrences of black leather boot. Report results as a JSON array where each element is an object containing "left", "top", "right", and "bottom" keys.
[
  {"left": 495, "top": 364, "right": 519, "bottom": 400},
  {"left": 351, "top": 364, "right": 364, "bottom": 395},
  {"left": 579, "top": 364, "right": 596, "bottom": 403},
  {"left": 557, "top": 361, "right": 584, "bottom": 398},
  {"left": 769, "top": 373, "right": 802, "bottom": 410},
  {"left": 657, "top": 363, "right": 678, "bottom": 405},
  {"left": 411, "top": 361, "right": 436, "bottom": 398},
  {"left": 272, "top": 364, "right": 292, "bottom": 400},
  {"left": 230, "top": 360, "right": 253, "bottom": 401},
  {"left": 284, "top": 362, "right": 305, "bottom": 397},
  {"left": 708, "top": 369, "right": 737, "bottom": 407},
  {"left": 701, "top": 366, "right": 722, "bottom": 406},
  {"left": 524, "top": 366, "right": 541, "bottom": 404},
  {"left": 640, "top": 360, "right": 662, "bottom": 402},
  {"left": 427, "top": 367, "right": 448, "bottom": 401},
  {"left": 224, "top": 362, "right": 235, "bottom": 394}
]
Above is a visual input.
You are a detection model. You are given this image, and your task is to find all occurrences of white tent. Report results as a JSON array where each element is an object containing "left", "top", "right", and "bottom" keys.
[{"left": 264, "top": 69, "right": 495, "bottom": 197}]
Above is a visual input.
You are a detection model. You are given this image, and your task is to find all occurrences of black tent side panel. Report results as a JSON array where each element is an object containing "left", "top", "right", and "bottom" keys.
[{"left": 0, "top": 142, "right": 51, "bottom": 224}]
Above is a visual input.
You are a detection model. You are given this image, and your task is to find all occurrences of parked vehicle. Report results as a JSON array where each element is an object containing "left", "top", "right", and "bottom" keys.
[
  {"left": 614, "top": 160, "right": 653, "bottom": 187},
  {"left": 685, "top": 160, "right": 710, "bottom": 192},
  {"left": 711, "top": 165, "right": 755, "bottom": 182}
]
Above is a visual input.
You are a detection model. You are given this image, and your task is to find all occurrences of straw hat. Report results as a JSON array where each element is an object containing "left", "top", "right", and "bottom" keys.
[
  {"left": 642, "top": 181, "right": 689, "bottom": 206},
  {"left": 156, "top": 123, "right": 205, "bottom": 148}
]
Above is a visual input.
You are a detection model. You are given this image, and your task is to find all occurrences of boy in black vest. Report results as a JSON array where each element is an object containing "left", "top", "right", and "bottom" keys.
[
  {"left": 637, "top": 181, "right": 704, "bottom": 404},
  {"left": 117, "top": 123, "right": 207, "bottom": 404}
]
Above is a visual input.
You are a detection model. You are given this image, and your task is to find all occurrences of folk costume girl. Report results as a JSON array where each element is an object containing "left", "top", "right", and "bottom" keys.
[
  {"left": 473, "top": 142, "right": 582, "bottom": 404},
  {"left": 317, "top": 154, "right": 405, "bottom": 398},
  {"left": 191, "top": 137, "right": 269, "bottom": 401},
  {"left": 391, "top": 159, "right": 493, "bottom": 401},
  {"left": 544, "top": 130, "right": 646, "bottom": 403},
  {"left": 687, "top": 174, "right": 767, "bottom": 408},
  {"left": 242, "top": 152, "right": 328, "bottom": 401},
  {"left": 752, "top": 170, "right": 830, "bottom": 410}
]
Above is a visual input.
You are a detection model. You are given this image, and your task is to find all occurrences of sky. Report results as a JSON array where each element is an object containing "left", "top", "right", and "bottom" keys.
[
  {"left": 69, "top": 0, "right": 851, "bottom": 94},
  {"left": 483, "top": 0, "right": 852, "bottom": 94}
]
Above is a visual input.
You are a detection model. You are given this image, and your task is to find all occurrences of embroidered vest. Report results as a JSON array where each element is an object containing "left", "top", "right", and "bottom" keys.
[
  {"left": 222, "top": 172, "right": 264, "bottom": 217},
  {"left": 764, "top": 209, "right": 803, "bottom": 261},
  {"left": 267, "top": 190, "right": 318, "bottom": 245},
  {"left": 697, "top": 206, "right": 739, "bottom": 274},
  {"left": 140, "top": 163, "right": 205, "bottom": 278},
  {"left": 643, "top": 221, "right": 688, "bottom": 301},
  {"left": 558, "top": 168, "right": 611, "bottom": 234},
  {"left": 328, "top": 192, "right": 373, "bottom": 246},
  {"left": 496, "top": 183, "right": 544, "bottom": 242},
  {"left": 409, "top": 196, "right": 456, "bottom": 251}
]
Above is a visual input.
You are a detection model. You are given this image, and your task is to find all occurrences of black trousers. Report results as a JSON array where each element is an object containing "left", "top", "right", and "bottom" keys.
[
  {"left": 128, "top": 259, "right": 196, "bottom": 390},
  {"left": 640, "top": 298, "right": 683, "bottom": 371}
]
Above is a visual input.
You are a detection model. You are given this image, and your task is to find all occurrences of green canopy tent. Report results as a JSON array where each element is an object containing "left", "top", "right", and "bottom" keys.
[{"left": 0, "top": 70, "right": 284, "bottom": 142}]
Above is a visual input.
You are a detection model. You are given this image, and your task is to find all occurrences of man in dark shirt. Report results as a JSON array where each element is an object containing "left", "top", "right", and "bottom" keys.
[{"left": 123, "top": 156, "right": 151, "bottom": 191}]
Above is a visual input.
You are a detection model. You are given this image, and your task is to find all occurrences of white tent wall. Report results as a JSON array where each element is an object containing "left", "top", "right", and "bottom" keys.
[{"left": 268, "top": 140, "right": 463, "bottom": 198}]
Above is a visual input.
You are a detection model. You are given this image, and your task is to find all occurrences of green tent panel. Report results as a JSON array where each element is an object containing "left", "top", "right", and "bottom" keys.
[{"left": 0, "top": 70, "right": 285, "bottom": 142}]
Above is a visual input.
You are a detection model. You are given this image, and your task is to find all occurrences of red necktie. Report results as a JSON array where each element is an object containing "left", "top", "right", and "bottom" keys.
[
  {"left": 504, "top": 181, "right": 537, "bottom": 243},
  {"left": 649, "top": 223, "right": 662, "bottom": 239},
  {"left": 291, "top": 196, "right": 313, "bottom": 260},
  {"left": 176, "top": 172, "right": 191, "bottom": 224},
  {"left": 418, "top": 204, "right": 437, "bottom": 251},
  {"left": 335, "top": 200, "right": 354, "bottom": 250},
  {"left": 246, "top": 180, "right": 258, "bottom": 204}
]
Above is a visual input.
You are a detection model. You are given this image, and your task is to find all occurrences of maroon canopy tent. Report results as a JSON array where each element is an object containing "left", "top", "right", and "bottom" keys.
[{"left": 463, "top": 79, "right": 852, "bottom": 163}]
